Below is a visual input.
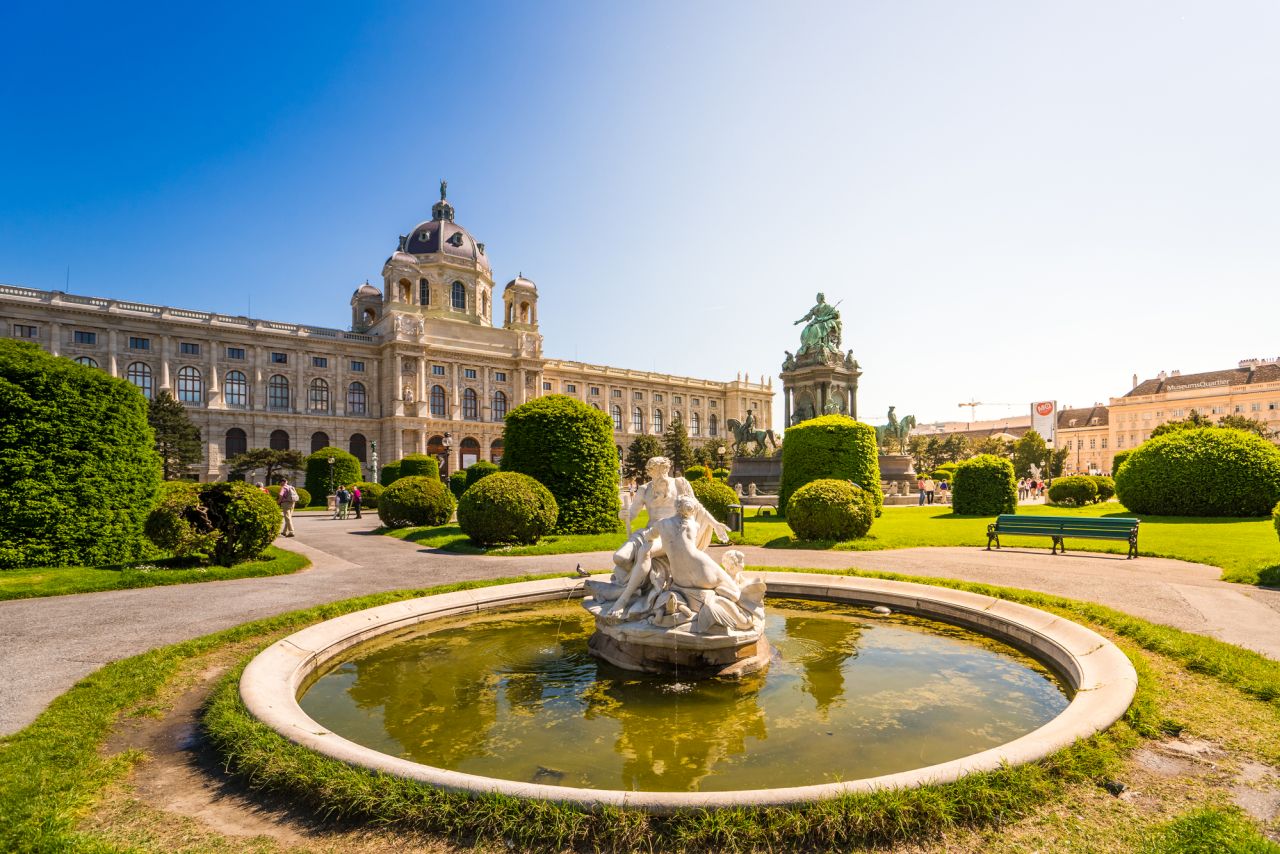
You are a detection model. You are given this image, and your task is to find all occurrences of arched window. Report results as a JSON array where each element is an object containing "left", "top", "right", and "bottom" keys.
[
  {"left": 480, "top": 292, "right": 488, "bottom": 318},
  {"left": 430, "top": 385, "right": 447, "bottom": 418},
  {"left": 398, "top": 278, "right": 411, "bottom": 302},
  {"left": 691, "top": 412, "right": 701, "bottom": 436},
  {"left": 309, "top": 378, "right": 330, "bottom": 412},
  {"left": 491, "top": 390, "right": 507, "bottom": 421},
  {"left": 520, "top": 301, "right": 530, "bottom": 323},
  {"left": 224, "top": 370, "right": 248, "bottom": 407},
  {"left": 452, "top": 281, "right": 466, "bottom": 310},
  {"left": 632, "top": 407, "right": 644, "bottom": 433},
  {"left": 490, "top": 438, "right": 504, "bottom": 464},
  {"left": 74, "top": 356, "right": 97, "bottom": 368},
  {"left": 311, "top": 432, "right": 330, "bottom": 453},
  {"left": 427, "top": 434, "right": 445, "bottom": 456},
  {"left": 126, "top": 362, "right": 153, "bottom": 400},
  {"left": 349, "top": 433, "right": 367, "bottom": 462},
  {"left": 462, "top": 388, "right": 478, "bottom": 420},
  {"left": 612, "top": 405, "right": 623, "bottom": 431},
  {"left": 419, "top": 278, "right": 430, "bottom": 305},
  {"left": 709, "top": 414, "right": 718, "bottom": 437},
  {"left": 225, "top": 427, "right": 247, "bottom": 458},
  {"left": 460, "top": 436, "right": 481, "bottom": 468},
  {"left": 268, "top": 375, "right": 290, "bottom": 410},
  {"left": 347, "top": 381, "right": 367, "bottom": 415},
  {"left": 653, "top": 409, "right": 664, "bottom": 434},
  {"left": 177, "top": 366, "right": 202, "bottom": 404},
  {"left": 269, "top": 429, "right": 289, "bottom": 450}
]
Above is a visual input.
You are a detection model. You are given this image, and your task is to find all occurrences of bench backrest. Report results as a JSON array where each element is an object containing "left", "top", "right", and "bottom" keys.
[{"left": 993, "top": 514, "right": 1138, "bottom": 534}]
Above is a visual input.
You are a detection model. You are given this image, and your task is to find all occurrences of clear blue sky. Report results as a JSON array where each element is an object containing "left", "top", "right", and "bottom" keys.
[{"left": 4, "top": 2, "right": 1279, "bottom": 429}]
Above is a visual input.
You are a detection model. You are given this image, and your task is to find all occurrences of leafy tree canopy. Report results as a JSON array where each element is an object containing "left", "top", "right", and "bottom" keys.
[{"left": 226, "top": 448, "right": 305, "bottom": 485}]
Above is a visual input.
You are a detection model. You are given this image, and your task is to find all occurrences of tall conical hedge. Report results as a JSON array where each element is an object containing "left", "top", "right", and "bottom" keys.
[{"left": 779, "top": 415, "right": 882, "bottom": 514}]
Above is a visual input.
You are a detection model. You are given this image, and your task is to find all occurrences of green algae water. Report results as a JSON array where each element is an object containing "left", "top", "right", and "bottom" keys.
[{"left": 299, "top": 598, "right": 1070, "bottom": 792}]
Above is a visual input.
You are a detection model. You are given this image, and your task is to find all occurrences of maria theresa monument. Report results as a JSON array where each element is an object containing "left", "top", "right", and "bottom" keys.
[
  {"left": 0, "top": 184, "right": 774, "bottom": 478},
  {"left": 780, "top": 293, "right": 860, "bottom": 426}
]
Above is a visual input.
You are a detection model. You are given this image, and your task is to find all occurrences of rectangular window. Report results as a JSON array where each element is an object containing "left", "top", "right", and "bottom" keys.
[
  {"left": 589, "top": 386, "right": 600, "bottom": 396},
  {"left": 433, "top": 365, "right": 446, "bottom": 376},
  {"left": 634, "top": 391, "right": 644, "bottom": 400},
  {"left": 464, "top": 368, "right": 477, "bottom": 379},
  {"left": 1089, "top": 438, "right": 1096, "bottom": 449},
  {"left": 14, "top": 324, "right": 37, "bottom": 339},
  {"left": 566, "top": 383, "right": 576, "bottom": 392},
  {"left": 350, "top": 360, "right": 364, "bottom": 372},
  {"left": 1118, "top": 435, "right": 1125, "bottom": 447},
  {"left": 1234, "top": 404, "right": 1243, "bottom": 413},
  {"left": 128, "top": 336, "right": 149, "bottom": 350},
  {"left": 654, "top": 393, "right": 663, "bottom": 402},
  {"left": 312, "top": 356, "right": 328, "bottom": 368},
  {"left": 1211, "top": 406, "right": 1224, "bottom": 415},
  {"left": 226, "top": 347, "right": 245, "bottom": 360},
  {"left": 1251, "top": 402, "right": 1261, "bottom": 412},
  {"left": 692, "top": 397, "right": 701, "bottom": 406},
  {"left": 74, "top": 330, "right": 96, "bottom": 345},
  {"left": 180, "top": 342, "right": 200, "bottom": 356},
  {"left": 612, "top": 389, "right": 622, "bottom": 398},
  {"left": 1101, "top": 438, "right": 1108, "bottom": 448},
  {"left": 494, "top": 371, "right": 507, "bottom": 382},
  {"left": 543, "top": 381, "right": 552, "bottom": 390},
  {"left": 271, "top": 352, "right": 288, "bottom": 364},
  {"left": 673, "top": 395, "right": 682, "bottom": 405},
  {"left": 1077, "top": 439, "right": 1083, "bottom": 449}
]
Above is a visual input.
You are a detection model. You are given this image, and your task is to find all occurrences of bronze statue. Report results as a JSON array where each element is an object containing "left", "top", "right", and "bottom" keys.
[
  {"left": 794, "top": 293, "right": 842, "bottom": 358},
  {"left": 874, "top": 406, "right": 916, "bottom": 455},
  {"left": 439, "top": 179, "right": 448, "bottom": 201},
  {"left": 728, "top": 409, "right": 779, "bottom": 456}
]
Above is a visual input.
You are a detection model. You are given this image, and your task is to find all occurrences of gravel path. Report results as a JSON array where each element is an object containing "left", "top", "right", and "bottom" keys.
[{"left": 2, "top": 513, "right": 1277, "bottom": 736}]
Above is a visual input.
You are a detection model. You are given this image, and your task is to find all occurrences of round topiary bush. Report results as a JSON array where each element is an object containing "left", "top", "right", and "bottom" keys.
[
  {"left": 684, "top": 465, "right": 710, "bottom": 482},
  {"left": 448, "top": 469, "right": 469, "bottom": 499},
  {"left": 304, "top": 447, "right": 361, "bottom": 505},
  {"left": 144, "top": 482, "right": 219, "bottom": 559},
  {"left": 399, "top": 453, "right": 440, "bottom": 481},
  {"left": 929, "top": 469, "right": 953, "bottom": 483},
  {"left": 779, "top": 415, "right": 882, "bottom": 515},
  {"left": 0, "top": 340, "right": 162, "bottom": 568},
  {"left": 712, "top": 467, "right": 730, "bottom": 481},
  {"left": 951, "top": 454, "right": 1017, "bottom": 516},
  {"left": 352, "top": 482, "right": 383, "bottom": 509},
  {"left": 1114, "top": 428, "right": 1280, "bottom": 516},
  {"left": 267, "top": 484, "right": 311, "bottom": 509},
  {"left": 377, "top": 476, "right": 455, "bottom": 529},
  {"left": 1110, "top": 450, "right": 1132, "bottom": 477},
  {"left": 465, "top": 460, "right": 499, "bottom": 489},
  {"left": 1090, "top": 475, "right": 1116, "bottom": 503},
  {"left": 1048, "top": 475, "right": 1099, "bottom": 507},
  {"left": 787, "top": 479, "right": 875, "bottom": 541},
  {"left": 690, "top": 478, "right": 738, "bottom": 524},
  {"left": 379, "top": 460, "right": 402, "bottom": 487},
  {"left": 199, "top": 482, "right": 282, "bottom": 565},
  {"left": 501, "top": 395, "right": 621, "bottom": 534},
  {"left": 457, "top": 472, "right": 559, "bottom": 546}
]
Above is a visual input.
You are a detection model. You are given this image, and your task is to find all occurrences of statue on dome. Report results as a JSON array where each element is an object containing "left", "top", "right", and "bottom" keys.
[
  {"left": 794, "top": 293, "right": 842, "bottom": 359},
  {"left": 439, "top": 179, "right": 447, "bottom": 201}
]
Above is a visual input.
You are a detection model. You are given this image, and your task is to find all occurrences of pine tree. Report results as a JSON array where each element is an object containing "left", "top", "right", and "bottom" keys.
[
  {"left": 624, "top": 435, "right": 663, "bottom": 483},
  {"left": 148, "top": 390, "right": 204, "bottom": 480},
  {"left": 663, "top": 414, "right": 694, "bottom": 475},
  {"left": 225, "top": 448, "right": 306, "bottom": 484}
]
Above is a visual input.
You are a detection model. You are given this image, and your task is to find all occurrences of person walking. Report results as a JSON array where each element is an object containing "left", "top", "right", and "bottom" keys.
[
  {"left": 923, "top": 477, "right": 936, "bottom": 505},
  {"left": 917, "top": 477, "right": 926, "bottom": 506},
  {"left": 939, "top": 478, "right": 950, "bottom": 503},
  {"left": 335, "top": 485, "right": 351, "bottom": 520},
  {"left": 277, "top": 478, "right": 298, "bottom": 538},
  {"left": 351, "top": 485, "right": 363, "bottom": 519}
]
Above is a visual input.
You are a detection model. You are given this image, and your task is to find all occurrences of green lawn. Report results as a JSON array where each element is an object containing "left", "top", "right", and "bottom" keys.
[
  {"left": 737, "top": 503, "right": 1280, "bottom": 586},
  {"left": 383, "top": 511, "right": 650, "bottom": 556},
  {"left": 0, "top": 546, "right": 311, "bottom": 601}
]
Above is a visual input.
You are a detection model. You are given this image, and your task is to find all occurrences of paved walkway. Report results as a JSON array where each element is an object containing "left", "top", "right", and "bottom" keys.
[{"left": 2, "top": 514, "right": 1278, "bottom": 736}]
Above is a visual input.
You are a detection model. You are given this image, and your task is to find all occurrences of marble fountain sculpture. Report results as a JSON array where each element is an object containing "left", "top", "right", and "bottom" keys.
[{"left": 582, "top": 456, "right": 771, "bottom": 677}]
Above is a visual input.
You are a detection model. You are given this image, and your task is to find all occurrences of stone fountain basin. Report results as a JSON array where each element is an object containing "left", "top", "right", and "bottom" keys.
[{"left": 239, "top": 572, "right": 1137, "bottom": 813}]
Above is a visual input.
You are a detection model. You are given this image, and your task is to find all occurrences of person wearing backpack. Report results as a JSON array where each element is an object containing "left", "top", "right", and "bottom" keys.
[
  {"left": 351, "top": 485, "right": 363, "bottom": 519},
  {"left": 277, "top": 478, "right": 298, "bottom": 537},
  {"left": 335, "top": 485, "right": 351, "bottom": 520}
]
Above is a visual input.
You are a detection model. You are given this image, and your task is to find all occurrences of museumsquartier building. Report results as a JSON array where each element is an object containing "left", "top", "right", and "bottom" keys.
[{"left": 0, "top": 189, "right": 774, "bottom": 479}]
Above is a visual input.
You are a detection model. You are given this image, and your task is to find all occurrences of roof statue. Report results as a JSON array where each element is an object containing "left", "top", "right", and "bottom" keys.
[
  {"left": 794, "top": 292, "right": 842, "bottom": 359},
  {"left": 439, "top": 179, "right": 448, "bottom": 201}
]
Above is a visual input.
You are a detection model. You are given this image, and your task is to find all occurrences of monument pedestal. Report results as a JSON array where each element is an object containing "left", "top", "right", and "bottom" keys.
[{"left": 588, "top": 622, "right": 772, "bottom": 678}]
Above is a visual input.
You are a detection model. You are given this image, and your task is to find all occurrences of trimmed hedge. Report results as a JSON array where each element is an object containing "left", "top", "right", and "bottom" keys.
[
  {"left": 952, "top": 454, "right": 1017, "bottom": 516},
  {"left": 303, "top": 447, "right": 361, "bottom": 505},
  {"left": 787, "top": 479, "right": 875, "bottom": 540},
  {"left": 1047, "top": 475, "right": 1098, "bottom": 507},
  {"left": 0, "top": 340, "right": 162, "bottom": 568},
  {"left": 1110, "top": 450, "right": 1132, "bottom": 476},
  {"left": 1114, "top": 428, "right": 1280, "bottom": 517},
  {"left": 779, "top": 415, "right": 882, "bottom": 515},
  {"left": 464, "top": 460, "right": 499, "bottom": 489},
  {"left": 1273, "top": 501, "right": 1280, "bottom": 544},
  {"left": 501, "top": 395, "right": 621, "bottom": 534},
  {"left": 929, "top": 469, "right": 954, "bottom": 483},
  {"left": 712, "top": 467, "right": 730, "bottom": 481},
  {"left": 448, "top": 470, "right": 469, "bottom": 499},
  {"left": 1091, "top": 475, "right": 1116, "bottom": 503},
  {"left": 690, "top": 478, "right": 738, "bottom": 524},
  {"left": 379, "top": 460, "right": 402, "bottom": 487},
  {"left": 684, "top": 465, "right": 710, "bottom": 482},
  {"left": 267, "top": 484, "right": 311, "bottom": 509},
  {"left": 399, "top": 454, "right": 440, "bottom": 481},
  {"left": 377, "top": 476, "right": 455, "bottom": 529},
  {"left": 352, "top": 482, "right": 383, "bottom": 509},
  {"left": 457, "top": 472, "right": 558, "bottom": 546},
  {"left": 146, "top": 481, "right": 281, "bottom": 566}
]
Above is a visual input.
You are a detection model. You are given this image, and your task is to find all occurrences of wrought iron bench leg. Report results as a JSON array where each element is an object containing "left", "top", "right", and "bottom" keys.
[
  {"left": 1128, "top": 535, "right": 1138, "bottom": 559},
  {"left": 1052, "top": 536, "right": 1063, "bottom": 555},
  {"left": 986, "top": 525, "right": 999, "bottom": 550}
]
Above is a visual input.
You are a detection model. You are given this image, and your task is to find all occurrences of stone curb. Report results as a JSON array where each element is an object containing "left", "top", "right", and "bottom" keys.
[{"left": 239, "top": 573, "right": 1137, "bottom": 813}]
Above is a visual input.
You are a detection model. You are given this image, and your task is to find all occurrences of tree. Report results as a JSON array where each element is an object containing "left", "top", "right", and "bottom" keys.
[
  {"left": 1048, "top": 445, "right": 1070, "bottom": 478},
  {"left": 624, "top": 435, "right": 664, "bottom": 483},
  {"left": 148, "top": 390, "right": 203, "bottom": 480},
  {"left": 662, "top": 414, "right": 694, "bottom": 474},
  {"left": 1010, "top": 430, "right": 1049, "bottom": 478},
  {"left": 691, "top": 437, "right": 731, "bottom": 469},
  {"left": 971, "top": 435, "right": 1012, "bottom": 457},
  {"left": 940, "top": 433, "right": 971, "bottom": 463},
  {"left": 226, "top": 448, "right": 305, "bottom": 485},
  {"left": 1217, "top": 414, "right": 1274, "bottom": 438},
  {"left": 1150, "top": 409, "right": 1213, "bottom": 438}
]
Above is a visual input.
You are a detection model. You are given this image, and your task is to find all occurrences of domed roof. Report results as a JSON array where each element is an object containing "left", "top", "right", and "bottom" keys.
[
  {"left": 393, "top": 181, "right": 490, "bottom": 273},
  {"left": 353, "top": 281, "right": 381, "bottom": 298},
  {"left": 504, "top": 273, "right": 536, "bottom": 291}
]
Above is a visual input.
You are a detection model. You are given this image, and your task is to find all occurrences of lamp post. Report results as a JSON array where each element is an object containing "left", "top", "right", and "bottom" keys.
[
  {"left": 717, "top": 444, "right": 726, "bottom": 471},
  {"left": 327, "top": 456, "right": 336, "bottom": 496},
  {"left": 442, "top": 432, "right": 453, "bottom": 477},
  {"left": 369, "top": 440, "right": 379, "bottom": 484}
]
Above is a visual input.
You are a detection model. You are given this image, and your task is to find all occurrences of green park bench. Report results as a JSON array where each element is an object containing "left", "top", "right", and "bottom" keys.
[{"left": 986, "top": 514, "right": 1140, "bottom": 559}]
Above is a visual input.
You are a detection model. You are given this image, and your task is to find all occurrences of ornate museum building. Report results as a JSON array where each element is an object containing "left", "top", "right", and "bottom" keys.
[{"left": 0, "top": 187, "right": 773, "bottom": 479}]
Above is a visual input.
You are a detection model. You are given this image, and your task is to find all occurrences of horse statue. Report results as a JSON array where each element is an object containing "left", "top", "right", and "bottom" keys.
[
  {"left": 875, "top": 406, "right": 916, "bottom": 454},
  {"left": 728, "top": 410, "right": 779, "bottom": 457}
]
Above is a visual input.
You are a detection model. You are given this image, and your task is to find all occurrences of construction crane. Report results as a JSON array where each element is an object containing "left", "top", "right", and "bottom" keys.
[{"left": 957, "top": 400, "right": 1015, "bottom": 424}]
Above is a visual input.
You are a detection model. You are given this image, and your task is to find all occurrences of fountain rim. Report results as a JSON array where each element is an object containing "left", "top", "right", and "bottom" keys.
[{"left": 239, "top": 572, "right": 1137, "bottom": 813}]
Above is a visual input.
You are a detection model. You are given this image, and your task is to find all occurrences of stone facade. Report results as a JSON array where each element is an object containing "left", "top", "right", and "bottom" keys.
[{"left": 0, "top": 191, "right": 772, "bottom": 480}]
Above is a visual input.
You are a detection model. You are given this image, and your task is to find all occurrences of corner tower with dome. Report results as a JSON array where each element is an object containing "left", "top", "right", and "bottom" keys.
[{"left": 0, "top": 184, "right": 774, "bottom": 480}]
